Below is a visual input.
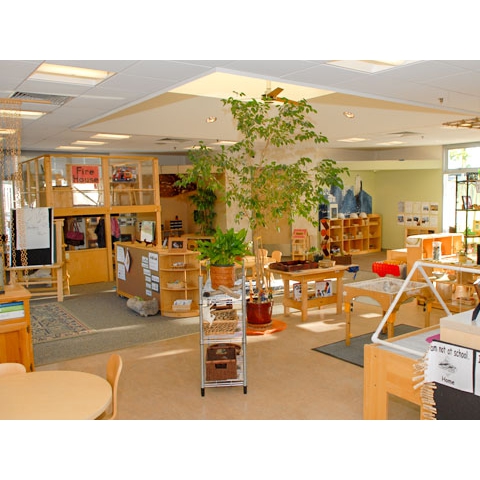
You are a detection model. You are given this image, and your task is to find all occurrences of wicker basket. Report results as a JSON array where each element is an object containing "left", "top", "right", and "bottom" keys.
[
  {"left": 203, "top": 309, "right": 238, "bottom": 335},
  {"left": 206, "top": 344, "right": 237, "bottom": 381},
  {"left": 318, "top": 259, "right": 336, "bottom": 268}
]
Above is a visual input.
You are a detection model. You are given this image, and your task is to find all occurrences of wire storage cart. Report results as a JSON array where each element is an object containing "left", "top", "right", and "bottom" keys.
[{"left": 199, "top": 270, "right": 247, "bottom": 396}]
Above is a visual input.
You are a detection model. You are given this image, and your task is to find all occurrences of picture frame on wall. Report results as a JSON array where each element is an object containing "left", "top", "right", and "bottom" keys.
[{"left": 168, "top": 236, "right": 186, "bottom": 252}]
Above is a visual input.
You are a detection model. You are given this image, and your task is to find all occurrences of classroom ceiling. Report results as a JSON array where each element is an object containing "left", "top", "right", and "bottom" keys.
[{"left": 2, "top": 59, "right": 480, "bottom": 157}]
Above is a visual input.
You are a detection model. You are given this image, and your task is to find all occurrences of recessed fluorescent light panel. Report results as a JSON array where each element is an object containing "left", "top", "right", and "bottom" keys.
[
  {"left": 0, "top": 129, "right": 16, "bottom": 135},
  {"left": 55, "top": 146, "right": 86, "bottom": 150},
  {"left": 211, "top": 140, "right": 237, "bottom": 146},
  {"left": 185, "top": 145, "right": 212, "bottom": 150},
  {"left": 338, "top": 137, "right": 369, "bottom": 143},
  {"left": 92, "top": 133, "right": 131, "bottom": 140},
  {"left": 0, "top": 109, "right": 46, "bottom": 119},
  {"left": 327, "top": 60, "right": 418, "bottom": 73},
  {"left": 29, "top": 63, "right": 115, "bottom": 86},
  {"left": 72, "top": 140, "right": 106, "bottom": 145},
  {"left": 376, "top": 141, "right": 404, "bottom": 146}
]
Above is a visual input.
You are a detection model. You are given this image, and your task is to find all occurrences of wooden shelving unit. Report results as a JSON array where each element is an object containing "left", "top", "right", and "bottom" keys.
[
  {"left": 291, "top": 229, "right": 309, "bottom": 260},
  {"left": 158, "top": 250, "right": 200, "bottom": 318},
  {"left": 0, "top": 285, "right": 33, "bottom": 372},
  {"left": 319, "top": 214, "right": 382, "bottom": 257}
]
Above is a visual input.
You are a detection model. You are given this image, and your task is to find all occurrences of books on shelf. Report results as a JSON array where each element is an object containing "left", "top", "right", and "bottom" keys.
[
  {"left": 0, "top": 301, "right": 25, "bottom": 320},
  {"left": 0, "top": 301, "right": 24, "bottom": 312}
]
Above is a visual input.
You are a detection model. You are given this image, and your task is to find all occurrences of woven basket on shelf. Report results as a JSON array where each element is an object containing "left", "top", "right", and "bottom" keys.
[{"left": 203, "top": 309, "right": 238, "bottom": 335}]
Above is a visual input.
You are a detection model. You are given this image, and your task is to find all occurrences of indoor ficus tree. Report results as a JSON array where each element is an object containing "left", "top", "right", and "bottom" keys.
[
  {"left": 203, "top": 92, "right": 348, "bottom": 233},
  {"left": 178, "top": 91, "right": 349, "bottom": 292}
]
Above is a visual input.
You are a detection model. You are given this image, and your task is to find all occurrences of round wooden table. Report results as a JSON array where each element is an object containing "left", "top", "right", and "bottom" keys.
[{"left": 0, "top": 370, "right": 112, "bottom": 420}]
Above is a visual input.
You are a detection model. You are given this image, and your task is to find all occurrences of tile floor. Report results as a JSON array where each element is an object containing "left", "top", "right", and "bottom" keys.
[{"left": 37, "top": 279, "right": 446, "bottom": 420}]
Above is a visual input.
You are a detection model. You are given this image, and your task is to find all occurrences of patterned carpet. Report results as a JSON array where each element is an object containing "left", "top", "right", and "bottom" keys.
[{"left": 30, "top": 303, "right": 94, "bottom": 344}]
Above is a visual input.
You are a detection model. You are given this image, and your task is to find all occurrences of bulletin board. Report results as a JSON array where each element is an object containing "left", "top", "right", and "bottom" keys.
[
  {"left": 10, "top": 207, "right": 54, "bottom": 267},
  {"left": 115, "top": 242, "right": 160, "bottom": 302}
]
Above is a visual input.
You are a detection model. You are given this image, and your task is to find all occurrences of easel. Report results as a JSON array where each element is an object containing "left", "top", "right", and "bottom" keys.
[{"left": 6, "top": 218, "right": 70, "bottom": 301}]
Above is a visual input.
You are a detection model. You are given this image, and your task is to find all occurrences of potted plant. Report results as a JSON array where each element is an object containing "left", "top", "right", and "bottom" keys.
[
  {"left": 196, "top": 227, "right": 250, "bottom": 289},
  {"left": 179, "top": 92, "right": 349, "bottom": 325}
]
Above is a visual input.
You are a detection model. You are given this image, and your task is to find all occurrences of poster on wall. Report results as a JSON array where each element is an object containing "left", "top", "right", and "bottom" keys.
[{"left": 398, "top": 200, "right": 438, "bottom": 228}]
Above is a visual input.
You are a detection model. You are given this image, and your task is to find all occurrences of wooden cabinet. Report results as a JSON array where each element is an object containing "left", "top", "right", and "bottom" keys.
[
  {"left": 406, "top": 232, "right": 464, "bottom": 280},
  {"left": 0, "top": 285, "right": 33, "bottom": 371},
  {"left": 319, "top": 214, "right": 382, "bottom": 257},
  {"left": 159, "top": 251, "right": 200, "bottom": 318},
  {"left": 405, "top": 225, "right": 437, "bottom": 241}
]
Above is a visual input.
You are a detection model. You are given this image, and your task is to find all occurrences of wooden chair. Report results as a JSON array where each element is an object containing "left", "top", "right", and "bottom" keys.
[
  {"left": 0, "top": 363, "right": 27, "bottom": 377},
  {"left": 271, "top": 250, "right": 282, "bottom": 263},
  {"left": 269, "top": 250, "right": 283, "bottom": 282},
  {"left": 97, "top": 353, "right": 123, "bottom": 420}
]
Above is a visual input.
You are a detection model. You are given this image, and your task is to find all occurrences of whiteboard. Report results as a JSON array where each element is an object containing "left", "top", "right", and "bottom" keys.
[{"left": 10, "top": 207, "right": 54, "bottom": 267}]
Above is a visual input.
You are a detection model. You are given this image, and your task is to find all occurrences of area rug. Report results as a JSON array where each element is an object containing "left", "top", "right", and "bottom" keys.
[
  {"left": 31, "top": 303, "right": 95, "bottom": 344},
  {"left": 312, "top": 324, "right": 418, "bottom": 368},
  {"left": 246, "top": 319, "right": 287, "bottom": 336}
]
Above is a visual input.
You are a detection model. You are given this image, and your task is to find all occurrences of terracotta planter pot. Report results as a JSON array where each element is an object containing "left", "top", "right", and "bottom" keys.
[
  {"left": 210, "top": 265, "right": 235, "bottom": 289},
  {"left": 246, "top": 300, "right": 273, "bottom": 325}
]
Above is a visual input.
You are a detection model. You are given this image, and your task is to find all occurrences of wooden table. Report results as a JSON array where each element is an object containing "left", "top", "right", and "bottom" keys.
[
  {"left": 0, "top": 370, "right": 112, "bottom": 420},
  {"left": 270, "top": 265, "right": 350, "bottom": 322},
  {"left": 343, "top": 277, "right": 433, "bottom": 346}
]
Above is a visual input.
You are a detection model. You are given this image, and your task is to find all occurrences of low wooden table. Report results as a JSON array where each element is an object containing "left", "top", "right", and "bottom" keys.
[
  {"left": 0, "top": 370, "right": 112, "bottom": 420},
  {"left": 270, "top": 265, "right": 350, "bottom": 322},
  {"left": 343, "top": 277, "right": 433, "bottom": 346}
]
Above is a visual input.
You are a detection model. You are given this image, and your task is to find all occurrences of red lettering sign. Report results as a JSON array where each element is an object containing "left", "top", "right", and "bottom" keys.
[{"left": 72, "top": 165, "right": 100, "bottom": 183}]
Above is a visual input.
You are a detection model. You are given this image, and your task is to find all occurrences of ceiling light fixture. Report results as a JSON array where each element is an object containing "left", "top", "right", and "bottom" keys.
[
  {"left": 0, "top": 128, "right": 16, "bottom": 135},
  {"left": 55, "top": 146, "right": 86, "bottom": 150},
  {"left": 327, "top": 60, "right": 418, "bottom": 73},
  {"left": 443, "top": 117, "right": 480, "bottom": 129},
  {"left": 185, "top": 145, "right": 212, "bottom": 150},
  {"left": 72, "top": 140, "right": 106, "bottom": 145},
  {"left": 29, "top": 63, "right": 115, "bottom": 86},
  {"left": 0, "top": 109, "right": 46, "bottom": 119},
  {"left": 206, "top": 116, "right": 217, "bottom": 123},
  {"left": 376, "top": 141, "right": 404, "bottom": 146},
  {"left": 338, "top": 137, "right": 368, "bottom": 143},
  {"left": 212, "top": 140, "right": 237, "bottom": 146},
  {"left": 92, "top": 133, "right": 131, "bottom": 140},
  {"left": 343, "top": 111, "right": 355, "bottom": 119}
]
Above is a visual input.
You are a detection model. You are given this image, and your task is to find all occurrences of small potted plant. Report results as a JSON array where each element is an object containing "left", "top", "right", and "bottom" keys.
[{"left": 196, "top": 227, "right": 250, "bottom": 289}]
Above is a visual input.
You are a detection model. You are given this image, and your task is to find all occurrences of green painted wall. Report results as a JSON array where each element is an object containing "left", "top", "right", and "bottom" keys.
[{"left": 341, "top": 168, "right": 444, "bottom": 250}]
